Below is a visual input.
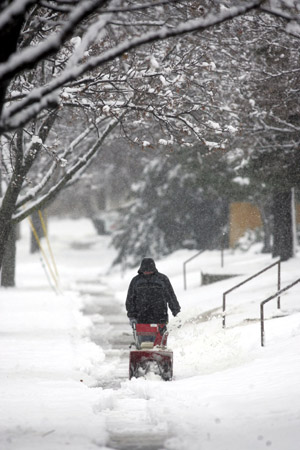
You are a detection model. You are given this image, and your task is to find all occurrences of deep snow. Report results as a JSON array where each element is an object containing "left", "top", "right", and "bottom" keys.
[{"left": 0, "top": 218, "right": 300, "bottom": 450}]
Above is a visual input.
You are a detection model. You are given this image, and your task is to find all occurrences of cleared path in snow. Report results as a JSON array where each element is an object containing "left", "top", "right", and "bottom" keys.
[
  {"left": 78, "top": 284, "right": 131, "bottom": 389},
  {"left": 77, "top": 281, "right": 171, "bottom": 450}
]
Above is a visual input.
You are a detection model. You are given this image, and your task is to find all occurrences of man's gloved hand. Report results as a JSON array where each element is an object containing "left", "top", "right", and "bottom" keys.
[
  {"left": 129, "top": 317, "right": 137, "bottom": 327},
  {"left": 174, "top": 311, "right": 182, "bottom": 328}
]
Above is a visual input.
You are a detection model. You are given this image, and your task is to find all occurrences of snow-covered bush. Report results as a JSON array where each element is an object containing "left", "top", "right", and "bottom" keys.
[
  {"left": 234, "top": 227, "right": 264, "bottom": 252},
  {"left": 112, "top": 145, "right": 233, "bottom": 267}
]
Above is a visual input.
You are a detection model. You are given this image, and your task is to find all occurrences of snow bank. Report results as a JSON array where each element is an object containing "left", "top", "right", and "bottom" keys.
[{"left": 0, "top": 287, "right": 107, "bottom": 449}]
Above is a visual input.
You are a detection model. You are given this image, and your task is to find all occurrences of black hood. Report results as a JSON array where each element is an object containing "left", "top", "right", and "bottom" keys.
[{"left": 138, "top": 258, "right": 157, "bottom": 274}]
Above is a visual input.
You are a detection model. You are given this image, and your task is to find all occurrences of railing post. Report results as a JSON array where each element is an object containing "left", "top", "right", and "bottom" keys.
[
  {"left": 260, "top": 303, "right": 265, "bottom": 347},
  {"left": 221, "top": 259, "right": 281, "bottom": 329},
  {"left": 259, "top": 276, "right": 300, "bottom": 346},
  {"left": 220, "top": 232, "right": 226, "bottom": 268},
  {"left": 182, "top": 250, "right": 205, "bottom": 291},
  {"left": 277, "top": 260, "right": 281, "bottom": 309},
  {"left": 222, "top": 292, "right": 226, "bottom": 328}
]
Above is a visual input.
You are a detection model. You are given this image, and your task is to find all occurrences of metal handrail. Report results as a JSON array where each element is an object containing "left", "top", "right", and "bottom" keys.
[
  {"left": 183, "top": 250, "right": 205, "bottom": 290},
  {"left": 183, "top": 233, "right": 227, "bottom": 290},
  {"left": 260, "top": 277, "right": 300, "bottom": 347},
  {"left": 222, "top": 259, "right": 281, "bottom": 328}
]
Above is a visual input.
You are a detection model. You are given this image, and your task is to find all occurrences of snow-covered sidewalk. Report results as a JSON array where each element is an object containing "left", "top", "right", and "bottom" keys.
[
  {"left": 0, "top": 288, "right": 108, "bottom": 449},
  {"left": 0, "top": 220, "right": 111, "bottom": 449},
  {"left": 1, "top": 218, "right": 300, "bottom": 450}
]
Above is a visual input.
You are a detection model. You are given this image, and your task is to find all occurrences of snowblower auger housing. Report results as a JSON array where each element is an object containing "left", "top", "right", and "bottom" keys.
[{"left": 129, "top": 323, "right": 173, "bottom": 381}]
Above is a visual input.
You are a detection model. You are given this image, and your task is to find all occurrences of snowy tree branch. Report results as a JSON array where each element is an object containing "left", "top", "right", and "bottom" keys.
[
  {"left": 0, "top": 0, "right": 109, "bottom": 83},
  {"left": 0, "top": 0, "right": 265, "bottom": 132},
  {"left": 12, "top": 111, "right": 127, "bottom": 222}
]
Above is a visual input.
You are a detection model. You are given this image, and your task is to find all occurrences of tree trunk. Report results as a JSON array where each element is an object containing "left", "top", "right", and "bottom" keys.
[
  {"left": 1, "top": 225, "right": 17, "bottom": 287},
  {"left": 272, "top": 190, "right": 295, "bottom": 261},
  {"left": 0, "top": 215, "right": 13, "bottom": 270},
  {"left": 259, "top": 200, "right": 273, "bottom": 253},
  {"left": 0, "top": 12, "right": 24, "bottom": 117},
  {"left": 0, "top": 185, "right": 23, "bottom": 269}
]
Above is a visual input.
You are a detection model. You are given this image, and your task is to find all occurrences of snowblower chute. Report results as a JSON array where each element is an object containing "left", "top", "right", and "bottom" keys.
[{"left": 129, "top": 323, "right": 173, "bottom": 381}]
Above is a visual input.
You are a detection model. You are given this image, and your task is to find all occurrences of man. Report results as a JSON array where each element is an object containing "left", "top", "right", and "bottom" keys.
[{"left": 126, "top": 257, "right": 181, "bottom": 325}]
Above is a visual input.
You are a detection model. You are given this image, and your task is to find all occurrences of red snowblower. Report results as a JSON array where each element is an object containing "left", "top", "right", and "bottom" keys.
[{"left": 129, "top": 323, "right": 173, "bottom": 381}]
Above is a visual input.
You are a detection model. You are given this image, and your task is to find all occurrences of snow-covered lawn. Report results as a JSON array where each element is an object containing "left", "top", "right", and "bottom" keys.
[{"left": 1, "top": 218, "right": 300, "bottom": 449}]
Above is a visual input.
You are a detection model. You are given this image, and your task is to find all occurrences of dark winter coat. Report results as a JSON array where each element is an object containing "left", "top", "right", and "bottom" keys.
[{"left": 125, "top": 258, "right": 181, "bottom": 324}]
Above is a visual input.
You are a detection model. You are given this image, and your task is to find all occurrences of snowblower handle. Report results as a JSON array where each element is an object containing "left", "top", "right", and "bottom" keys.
[{"left": 132, "top": 322, "right": 138, "bottom": 348}]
